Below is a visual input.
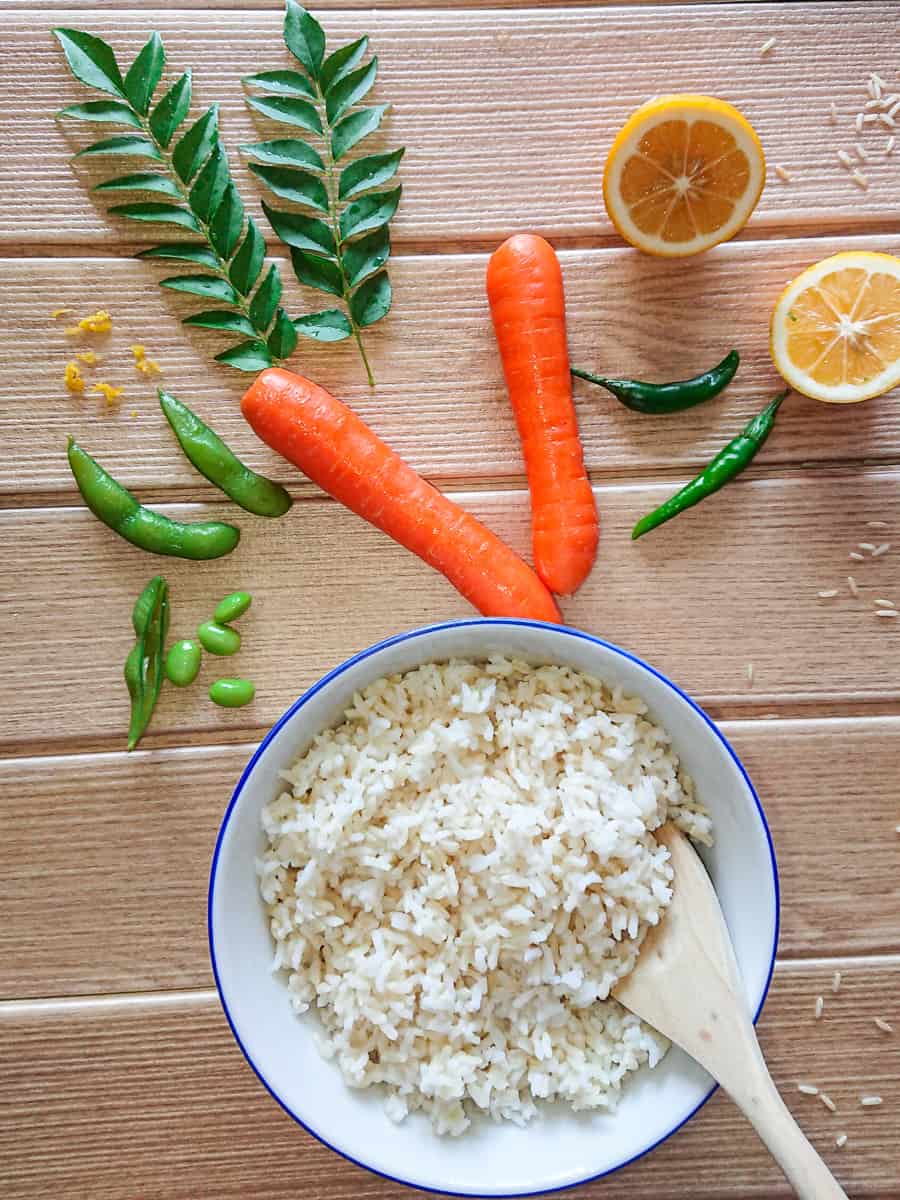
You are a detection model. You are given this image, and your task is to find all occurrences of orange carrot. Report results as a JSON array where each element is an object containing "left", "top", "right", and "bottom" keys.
[
  {"left": 486, "top": 234, "right": 598, "bottom": 595},
  {"left": 241, "top": 369, "right": 561, "bottom": 623}
]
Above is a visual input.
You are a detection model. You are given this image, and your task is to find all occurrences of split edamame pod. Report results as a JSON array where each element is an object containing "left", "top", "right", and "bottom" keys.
[
  {"left": 68, "top": 437, "right": 240, "bottom": 560},
  {"left": 165, "top": 639, "right": 202, "bottom": 687},
  {"left": 125, "top": 575, "right": 169, "bottom": 750},
  {"left": 198, "top": 620, "right": 241, "bottom": 656},
  {"left": 159, "top": 391, "right": 293, "bottom": 518},
  {"left": 214, "top": 591, "right": 252, "bottom": 623},
  {"left": 209, "top": 677, "right": 255, "bottom": 708}
]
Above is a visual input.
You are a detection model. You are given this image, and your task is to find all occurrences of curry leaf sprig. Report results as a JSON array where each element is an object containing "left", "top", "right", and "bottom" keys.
[
  {"left": 53, "top": 27, "right": 298, "bottom": 372},
  {"left": 242, "top": 2, "right": 404, "bottom": 385}
]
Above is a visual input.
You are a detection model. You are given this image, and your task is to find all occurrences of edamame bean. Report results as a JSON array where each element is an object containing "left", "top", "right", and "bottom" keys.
[
  {"left": 214, "top": 591, "right": 252, "bottom": 624},
  {"left": 209, "top": 677, "right": 255, "bottom": 708},
  {"left": 197, "top": 620, "right": 241, "bottom": 656},
  {"left": 165, "top": 639, "right": 202, "bottom": 687}
]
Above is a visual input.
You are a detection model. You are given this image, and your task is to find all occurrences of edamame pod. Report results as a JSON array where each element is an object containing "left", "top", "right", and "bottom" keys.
[
  {"left": 68, "top": 437, "right": 240, "bottom": 560},
  {"left": 198, "top": 620, "right": 241, "bottom": 656},
  {"left": 209, "top": 677, "right": 255, "bottom": 707},
  {"left": 159, "top": 391, "right": 293, "bottom": 518},
  {"left": 165, "top": 638, "right": 202, "bottom": 687},
  {"left": 125, "top": 575, "right": 169, "bottom": 750},
  {"left": 214, "top": 591, "right": 252, "bottom": 623}
]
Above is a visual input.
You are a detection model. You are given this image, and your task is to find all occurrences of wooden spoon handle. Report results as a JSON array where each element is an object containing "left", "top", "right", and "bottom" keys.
[{"left": 724, "top": 1053, "right": 849, "bottom": 1200}]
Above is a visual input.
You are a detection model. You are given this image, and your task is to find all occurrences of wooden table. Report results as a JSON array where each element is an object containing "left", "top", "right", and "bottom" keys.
[{"left": 2, "top": 1, "right": 898, "bottom": 1196}]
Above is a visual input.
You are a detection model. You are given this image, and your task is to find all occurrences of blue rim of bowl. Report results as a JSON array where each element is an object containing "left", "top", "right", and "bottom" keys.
[{"left": 208, "top": 617, "right": 781, "bottom": 1198}]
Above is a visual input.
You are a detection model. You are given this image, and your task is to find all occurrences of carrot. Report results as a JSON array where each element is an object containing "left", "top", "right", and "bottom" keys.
[
  {"left": 241, "top": 369, "right": 562, "bottom": 623},
  {"left": 486, "top": 234, "right": 598, "bottom": 595}
]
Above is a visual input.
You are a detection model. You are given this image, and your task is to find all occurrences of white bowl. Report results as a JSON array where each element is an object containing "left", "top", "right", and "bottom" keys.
[{"left": 209, "top": 619, "right": 779, "bottom": 1196}]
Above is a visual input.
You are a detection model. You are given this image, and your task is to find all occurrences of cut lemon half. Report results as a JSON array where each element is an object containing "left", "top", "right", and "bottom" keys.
[
  {"left": 770, "top": 251, "right": 900, "bottom": 403},
  {"left": 603, "top": 95, "right": 766, "bottom": 257}
]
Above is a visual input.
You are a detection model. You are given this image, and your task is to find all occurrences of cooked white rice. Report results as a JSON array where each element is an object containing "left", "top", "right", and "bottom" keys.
[{"left": 259, "top": 657, "right": 711, "bottom": 1135}]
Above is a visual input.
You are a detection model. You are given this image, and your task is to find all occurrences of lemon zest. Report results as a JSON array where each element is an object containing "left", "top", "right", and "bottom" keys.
[
  {"left": 76, "top": 350, "right": 103, "bottom": 366},
  {"left": 66, "top": 310, "right": 113, "bottom": 335},
  {"left": 91, "top": 381, "right": 124, "bottom": 405},
  {"left": 64, "top": 361, "right": 85, "bottom": 394}
]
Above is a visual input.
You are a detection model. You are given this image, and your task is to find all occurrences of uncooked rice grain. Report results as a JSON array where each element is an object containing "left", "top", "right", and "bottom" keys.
[
  {"left": 856, "top": 113, "right": 865, "bottom": 134},
  {"left": 861, "top": 1095, "right": 883, "bottom": 1107},
  {"left": 852, "top": 169, "right": 870, "bottom": 189},
  {"left": 874, "top": 598, "right": 896, "bottom": 608},
  {"left": 874, "top": 1018, "right": 894, "bottom": 1033},
  {"left": 856, "top": 142, "right": 870, "bottom": 161},
  {"left": 259, "top": 658, "right": 711, "bottom": 1134},
  {"left": 836, "top": 1133, "right": 848, "bottom": 1148},
  {"left": 818, "top": 590, "right": 839, "bottom": 599},
  {"left": 867, "top": 520, "right": 890, "bottom": 528},
  {"left": 880, "top": 113, "right": 897, "bottom": 128},
  {"left": 798, "top": 1083, "right": 819, "bottom": 1096},
  {"left": 774, "top": 164, "right": 792, "bottom": 182},
  {"left": 838, "top": 150, "right": 856, "bottom": 169},
  {"left": 848, "top": 576, "right": 860, "bottom": 597},
  {"left": 832, "top": 970, "right": 842, "bottom": 994},
  {"left": 849, "top": 551, "right": 865, "bottom": 561},
  {"left": 760, "top": 37, "right": 776, "bottom": 55},
  {"left": 819, "top": 1092, "right": 837, "bottom": 1113},
  {"left": 815, "top": 995, "right": 825, "bottom": 1019},
  {"left": 829, "top": 101, "right": 839, "bottom": 124},
  {"left": 872, "top": 542, "right": 891, "bottom": 557},
  {"left": 876, "top": 610, "right": 898, "bottom": 618},
  {"left": 859, "top": 542, "right": 877, "bottom": 551}
]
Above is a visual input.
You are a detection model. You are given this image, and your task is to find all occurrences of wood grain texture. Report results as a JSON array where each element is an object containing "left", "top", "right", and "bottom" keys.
[
  {"left": 4, "top": 718, "right": 897, "bottom": 999},
  {"left": 2, "top": 5, "right": 899, "bottom": 248},
  {"left": 2, "top": 471, "right": 900, "bottom": 752},
  {"left": 5, "top": 236, "right": 900, "bottom": 500},
  {"left": 3, "top": 961, "right": 899, "bottom": 1199},
  {"left": 0, "top": 0, "right": 749, "bottom": 8}
]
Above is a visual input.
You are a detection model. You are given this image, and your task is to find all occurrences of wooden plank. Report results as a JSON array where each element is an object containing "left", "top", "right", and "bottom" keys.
[
  {"left": 3, "top": 5, "right": 898, "bottom": 248},
  {"left": 2, "top": 960, "right": 898, "bottom": 1199},
  {"left": 2, "top": 470, "right": 899, "bottom": 752},
  {"left": 2, "top": 718, "right": 898, "bottom": 999},
  {"left": 0, "top": 0, "right": 752, "bottom": 8},
  {"left": 5, "top": 235, "right": 900, "bottom": 500}
]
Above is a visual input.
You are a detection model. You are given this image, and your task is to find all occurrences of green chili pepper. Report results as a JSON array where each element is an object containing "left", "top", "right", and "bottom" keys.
[
  {"left": 68, "top": 437, "right": 240, "bottom": 559},
  {"left": 572, "top": 350, "right": 739, "bottom": 414},
  {"left": 159, "top": 391, "right": 293, "bottom": 518},
  {"left": 632, "top": 390, "right": 789, "bottom": 540},
  {"left": 125, "top": 575, "right": 169, "bottom": 750}
]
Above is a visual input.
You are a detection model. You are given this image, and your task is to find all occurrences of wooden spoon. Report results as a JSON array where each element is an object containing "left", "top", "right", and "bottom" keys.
[{"left": 613, "top": 823, "right": 848, "bottom": 1199}]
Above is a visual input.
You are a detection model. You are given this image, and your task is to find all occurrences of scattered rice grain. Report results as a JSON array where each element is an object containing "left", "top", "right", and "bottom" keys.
[
  {"left": 874, "top": 1017, "right": 894, "bottom": 1033},
  {"left": 829, "top": 101, "right": 839, "bottom": 124},
  {"left": 848, "top": 576, "right": 860, "bottom": 597},
  {"left": 870, "top": 74, "right": 884, "bottom": 100},
  {"left": 818, "top": 589, "right": 839, "bottom": 599},
  {"left": 856, "top": 112, "right": 865, "bottom": 134},
  {"left": 886, "top": 136, "right": 896, "bottom": 155},
  {"left": 836, "top": 1133, "right": 848, "bottom": 1149},
  {"left": 875, "top": 610, "right": 898, "bottom": 618},
  {"left": 860, "top": 1095, "right": 883, "bottom": 1107},
  {"left": 874, "top": 598, "right": 896, "bottom": 608},
  {"left": 815, "top": 995, "right": 825, "bottom": 1020},
  {"left": 774, "top": 164, "right": 792, "bottom": 182},
  {"left": 851, "top": 169, "right": 870, "bottom": 190},
  {"left": 819, "top": 1092, "right": 837, "bottom": 1113},
  {"left": 872, "top": 542, "right": 891, "bottom": 557},
  {"left": 849, "top": 551, "right": 865, "bottom": 561},
  {"left": 838, "top": 149, "right": 856, "bottom": 169},
  {"left": 880, "top": 113, "right": 897, "bottom": 128},
  {"left": 867, "top": 520, "right": 890, "bottom": 528},
  {"left": 873, "top": 73, "right": 888, "bottom": 91},
  {"left": 760, "top": 37, "right": 776, "bottom": 55},
  {"left": 863, "top": 113, "right": 880, "bottom": 124},
  {"left": 856, "top": 142, "right": 870, "bottom": 161},
  {"left": 832, "top": 970, "right": 842, "bottom": 994},
  {"left": 889, "top": 99, "right": 900, "bottom": 118},
  {"left": 859, "top": 542, "right": 877, "bottom": 551},
  {"left": 797, "top": 1083, "right": 819, "bottom": 1096},
  {"left": 865, "top": 97, "right": 883, "bottom": 110}
]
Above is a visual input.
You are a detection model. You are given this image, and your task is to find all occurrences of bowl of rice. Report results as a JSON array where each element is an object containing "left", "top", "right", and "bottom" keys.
[{"left": 209, "top": 618, "right": 778, "bottom": 1196}]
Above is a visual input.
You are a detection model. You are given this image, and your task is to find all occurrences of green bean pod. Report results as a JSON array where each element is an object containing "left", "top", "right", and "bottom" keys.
[
  {"left": 159, "top": 391, "right": 293, "bottom": 518},
  {"left": 572, "top": 350, "right": 740, "bottom": 414},
  {"left": 632, "top": 390, "right": 788, "bottom": 540},
  {"left": 68, "top": 438, "right": 240, "bottom": 560},
  {"left": 125, "top": 575, "right": 170, "bottom": 750}
]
